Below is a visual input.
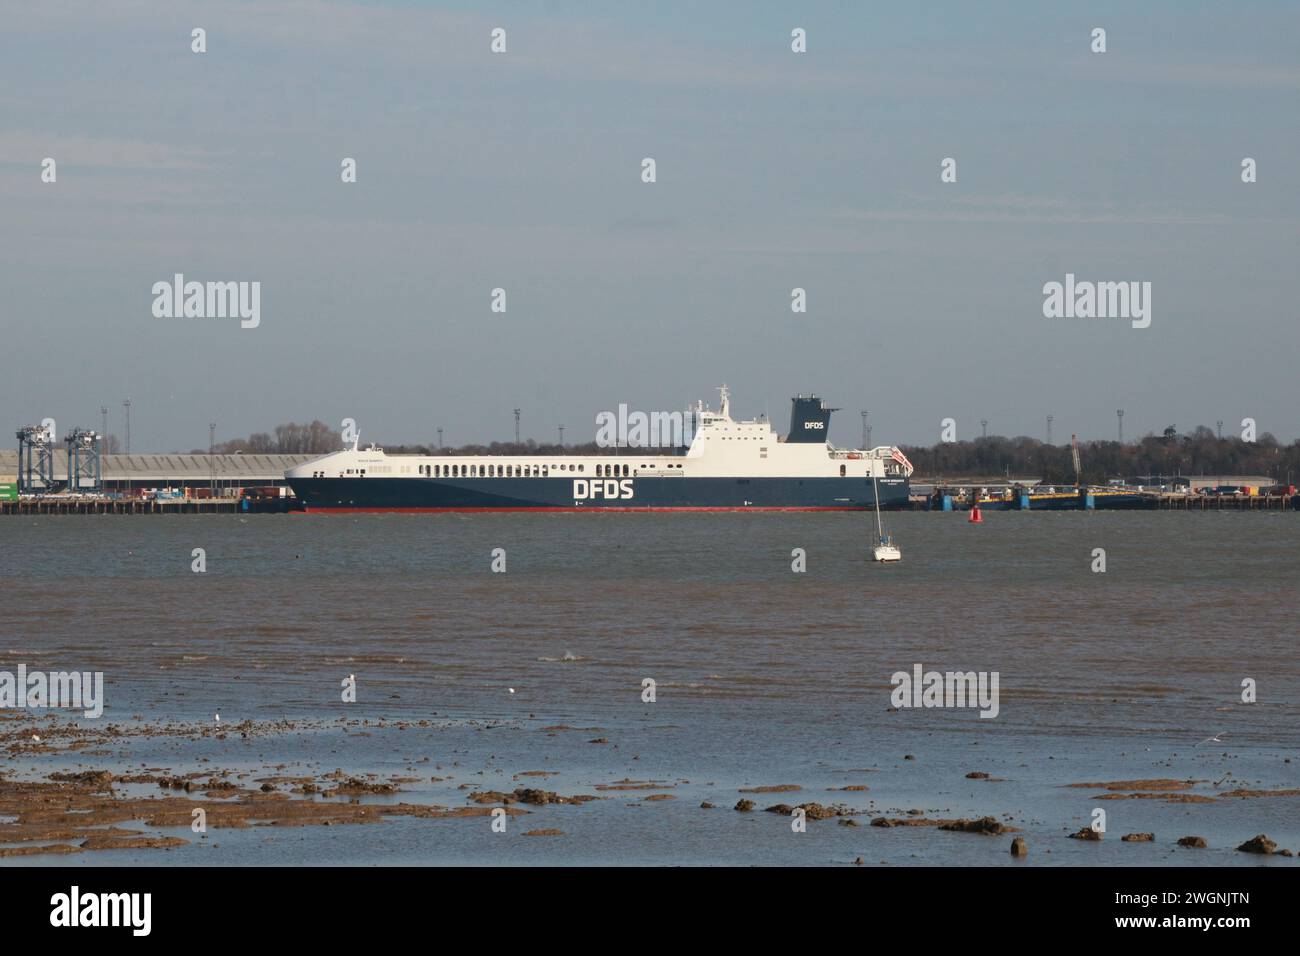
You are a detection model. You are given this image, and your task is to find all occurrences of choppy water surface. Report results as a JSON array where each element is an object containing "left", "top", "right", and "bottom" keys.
[{"left": 2, "top": 512, "right": 1297, "bottom": 865}]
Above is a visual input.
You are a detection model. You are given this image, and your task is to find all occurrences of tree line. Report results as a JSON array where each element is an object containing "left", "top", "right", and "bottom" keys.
[
  {"left": 900, "top": 426, "right": 1296, "bottom": 483},
  {"left": 191, "top": 420, "right": 343, "bottom": 455}
]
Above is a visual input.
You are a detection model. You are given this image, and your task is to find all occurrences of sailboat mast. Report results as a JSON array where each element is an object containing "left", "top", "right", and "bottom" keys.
[{"left": 872, "top": 471, "right": 884, "bottom": 538}]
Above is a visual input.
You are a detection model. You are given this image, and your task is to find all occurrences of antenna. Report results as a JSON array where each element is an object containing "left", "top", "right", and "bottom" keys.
[{"left": 514, "top": 408, "right": 521, "bottom": 444}]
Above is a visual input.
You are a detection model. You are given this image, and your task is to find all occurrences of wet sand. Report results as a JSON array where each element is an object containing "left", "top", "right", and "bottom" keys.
[{"left": 3, "top": 709, "right": 1297, "bottom": 866}]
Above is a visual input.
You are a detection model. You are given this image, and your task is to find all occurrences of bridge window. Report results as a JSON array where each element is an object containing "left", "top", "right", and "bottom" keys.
[{"left": 840, "top": 465, "right": 846, "bottom": 477}]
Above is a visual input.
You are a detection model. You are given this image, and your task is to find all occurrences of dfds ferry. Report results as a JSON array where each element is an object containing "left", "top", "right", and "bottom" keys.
[{"left": 285, "top": 389, "right": 913, "bottom": 512}]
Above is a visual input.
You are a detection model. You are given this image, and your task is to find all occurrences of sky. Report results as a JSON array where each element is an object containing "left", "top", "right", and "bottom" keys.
[{"left": 2, "top": 0, "right": 1297, "bottom": 452}]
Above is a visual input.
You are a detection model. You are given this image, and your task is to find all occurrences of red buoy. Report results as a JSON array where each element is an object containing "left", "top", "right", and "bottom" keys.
[{"left": 969, "top": 505, "right": 983, "bottom": 524}]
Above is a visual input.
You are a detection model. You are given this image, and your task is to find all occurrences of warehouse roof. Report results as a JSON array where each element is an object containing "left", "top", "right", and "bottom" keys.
[{"left": 0, "top": 449, "right": 317, "bottom": 482}]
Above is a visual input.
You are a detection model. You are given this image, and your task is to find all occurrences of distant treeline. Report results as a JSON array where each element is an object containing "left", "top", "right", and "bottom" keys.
[
  {"left": 191, "top": 421, "right": 1297, "bottom": 482},
  {"left": 192, "top": 421, "right": 342, "bottom": 455},
  {"left": 900, "top": 426, "right": 1296, "bottom": 482},
  {"left": 191, "top": 422, "right": 654, "bottom": 458}
]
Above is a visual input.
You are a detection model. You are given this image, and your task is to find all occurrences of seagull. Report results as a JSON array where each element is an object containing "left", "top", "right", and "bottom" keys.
[
  {"left": 508, "top": 688, "right": 516, "bottom": 695},
  {"left": 1196, "top": 733, "right": 1225, "bottom": 746},
  {"left": 214, "top": 713, "right": 221, "bottom": 723}
]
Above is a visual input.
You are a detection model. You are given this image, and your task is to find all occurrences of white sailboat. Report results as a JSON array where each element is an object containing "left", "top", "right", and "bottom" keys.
[{"left": 871, "top": 472, "right": 901, "bottom": 562}]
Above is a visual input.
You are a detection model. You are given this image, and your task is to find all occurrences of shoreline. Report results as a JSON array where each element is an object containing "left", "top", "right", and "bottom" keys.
[{"left": 3, "top": 712, "right": 1296, "bottom": 866}]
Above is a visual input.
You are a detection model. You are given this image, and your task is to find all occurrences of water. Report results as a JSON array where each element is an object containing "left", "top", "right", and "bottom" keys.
[{"left": 2, "top": 511, "right": 1298, "bottom": 865}]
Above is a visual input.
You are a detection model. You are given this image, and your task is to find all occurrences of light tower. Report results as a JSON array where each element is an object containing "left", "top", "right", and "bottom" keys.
[
  {"left": 1216, "top": 420, "right": 1223, "bottom": 440},
  {"left": 101, "top": 406, "right": 108, "bottom": 445},
  {"left": 1046, "top": 414, "right": 1054, "bottom": 445},
  {"left": 514, "top": 408, "right": 521, "bottom": 444},
  {"left": 1116, "top": 409, "right": 1124, "bottom": 444},
  {"left": 980, "top": 419, "right": 988, "bottom": 439},
  {"left": 123, "top": 398, "right": 132, "bottom": 453},
  {"left": 209, "top": 422, "right": 217, "bottom": 494},
  {"left": 437, "top": 427, "right": 443, "bottom": 450},
  {"left": 558, "top": 425, "right": 565, "bottom": 448},
  {"left": 860, "top": 410, "right": 869, "bottom": 450}
]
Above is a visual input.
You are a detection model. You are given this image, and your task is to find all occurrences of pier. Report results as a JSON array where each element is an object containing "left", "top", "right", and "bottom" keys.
[
  {"left": 914, "top": 484, "right": 1298, "bottom": 512},
  {"left": 0, "top": 497, "right": 297, "bottom": 516}
]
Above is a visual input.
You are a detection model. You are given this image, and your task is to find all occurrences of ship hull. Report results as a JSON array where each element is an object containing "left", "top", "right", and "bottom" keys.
[{"left": 289, "top": 475, "right": 911, "bottom": 512}]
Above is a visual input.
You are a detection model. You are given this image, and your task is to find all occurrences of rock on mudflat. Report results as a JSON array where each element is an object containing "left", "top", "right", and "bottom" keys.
[
  {"left": 939, "top": 816, "right": 1009, "bottom": 835},
  {"left": 1236, "top": 834, "right": 1278, "bottom": 855},
  {"left": 1069, "top": 827, "right": 1102, "bottom": 841},
  {"left": 1121, "top": 833, "right": 1155, "bottom": 842},
  {"left": 763, "top": 802, "right": 849, "bottom": 821},
  {"left": 734, "top": 799, "right": 755, "bottom": 812},
  {"left": 1010, "top": 836, "right": 1028, "bottom": 856},
  {"left": 1177, "top": 836, "right": 1208, "bottom": 848}
]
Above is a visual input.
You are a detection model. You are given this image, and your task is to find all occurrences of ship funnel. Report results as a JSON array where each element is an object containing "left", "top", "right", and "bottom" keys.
[{"left": 786, "top": 394, "right": 835, "bottom": 443}]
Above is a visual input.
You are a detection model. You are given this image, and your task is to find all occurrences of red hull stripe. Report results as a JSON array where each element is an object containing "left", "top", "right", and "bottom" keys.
[{"left": 298, "top": 506, "right": 865, "bottom": 514}]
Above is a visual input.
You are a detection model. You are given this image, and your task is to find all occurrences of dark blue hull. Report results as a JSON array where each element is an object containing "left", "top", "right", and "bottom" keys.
[{"left": 289, "top": 475, "right": 911, "bottom": 512}]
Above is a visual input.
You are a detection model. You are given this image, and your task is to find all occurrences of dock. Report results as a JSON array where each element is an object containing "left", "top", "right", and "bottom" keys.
[
  {"left": 0, "top": 497, "right": 298, "bottom": 516},
  {"left": 914, "top": 485, "right": 1297, "bottom": 512}
]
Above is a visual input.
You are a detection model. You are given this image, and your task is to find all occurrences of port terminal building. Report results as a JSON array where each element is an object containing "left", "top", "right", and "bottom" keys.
[{"left": 0, "top": 449, "right": 313, "bottom": 496}]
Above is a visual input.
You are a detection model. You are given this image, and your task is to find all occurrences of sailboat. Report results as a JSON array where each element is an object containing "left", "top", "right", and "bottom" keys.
[{"left": 871, "top": 472, "right": 901, "bottom": 562}]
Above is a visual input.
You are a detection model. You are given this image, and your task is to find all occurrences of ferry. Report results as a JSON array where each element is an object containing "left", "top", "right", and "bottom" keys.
[{"left": 284, "top": 388, "right": 913, "bottom": 512}]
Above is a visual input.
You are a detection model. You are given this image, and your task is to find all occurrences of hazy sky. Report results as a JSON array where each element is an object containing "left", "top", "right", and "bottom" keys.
[{"left": 2, "top": 1, "right": 1297, "bottom": 452}]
